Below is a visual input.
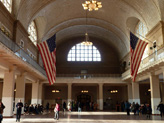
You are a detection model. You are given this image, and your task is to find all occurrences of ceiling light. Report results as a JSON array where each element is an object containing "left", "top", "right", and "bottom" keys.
[{"left": 82, "top": 0, "right": 102, "bottom": 11}]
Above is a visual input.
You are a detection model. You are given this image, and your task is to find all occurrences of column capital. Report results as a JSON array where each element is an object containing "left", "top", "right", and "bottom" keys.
[
  {"left": 148, "top": 72, "right": 156, "bottom": 76},
  {"left": 67, "top": 83, "right": 72, "bottom": 86},
  {"left": 98, "top": 83, "right": 104, "bottom": 86},
  {"left": 10, "top": 65, "right": 17, "bottom": 71}
]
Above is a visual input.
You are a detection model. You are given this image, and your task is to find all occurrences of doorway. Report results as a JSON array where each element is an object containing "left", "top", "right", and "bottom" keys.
[{"left": 77, "top": 94, "right": 91, "bottom": 111}]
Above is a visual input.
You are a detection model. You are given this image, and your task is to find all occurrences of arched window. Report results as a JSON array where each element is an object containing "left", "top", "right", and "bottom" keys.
[
  {"left": 135, "top": 21, "right": 148, "bottom": 59},
  {"left": 67, "top": 43, "right": 101, "bottom": 62},
  {"left": 0, "top": 0, "right": 12, "bottom": 13},
  {"left": 28, "top": 21, "right": 37, "bottom": 45}
]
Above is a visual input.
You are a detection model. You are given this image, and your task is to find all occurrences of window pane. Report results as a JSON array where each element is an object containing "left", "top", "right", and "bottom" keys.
[
  {"left": 67, "top": 43, "right": 101, "bottom": 62},
  {"left": 81, "top": 58, "right": 84, "bottom": 61},
  {"left": 72, "top": 50, "right": 75, "bottom": 53},
  {"left": 72, "top": 58, "right": 75, "bottom": 61},
  {"left": 68, "top": 58, "right": 71, "bottom": 61},
  {"left": 28, "top": 21, "right": 37, "bottom": 46}
]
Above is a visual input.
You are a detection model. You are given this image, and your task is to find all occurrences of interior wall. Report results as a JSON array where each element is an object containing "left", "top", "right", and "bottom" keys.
[
  {"left": 0, "top": 82, "right": 3, "bottom": 100},
  {"left": 103, "top": 85, "right": 128, "bottom": 110},
  {"left": 25, "top": 83, "right": 32, "bottom": 104},
  {"left": 43, "top": 84, "right": 68, "bottom": 108},
  {"left": 56, "top": 37, "right": 121, "bottom": 74},
  {"left": 72, "top": 85, "right": 98, "bottom": 103},
  {"left": 139, "top": 83, "right": 151, "bottom": 104}
]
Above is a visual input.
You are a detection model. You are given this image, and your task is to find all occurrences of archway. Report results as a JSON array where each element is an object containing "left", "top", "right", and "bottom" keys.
[{"left": 77, "top": 93, "right": 91, "bottom": 111}]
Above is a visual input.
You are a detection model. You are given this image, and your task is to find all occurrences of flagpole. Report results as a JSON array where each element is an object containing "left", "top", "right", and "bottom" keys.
[{"left": 127, "top": 28, "right": 160, "bottom": 48}]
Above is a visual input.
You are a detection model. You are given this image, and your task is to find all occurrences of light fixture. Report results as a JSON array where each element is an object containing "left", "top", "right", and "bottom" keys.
[
  {"left": 81, "top": 33, "right": 93, "bottom": 46},
  {"left": 81, "top": 90, "right": 89, "bottom": 93},
  {"left": 110, "top": 90, "right": 118, "bottom": 93},
  {"left": 52, "top": 90, "right": 60, "bottom": 93},
  {"left": 82, "top": 0, "right": 102, "bottom": 11},
  {"left": 81, "top": 5, "right": 93, "bottom": 46}
]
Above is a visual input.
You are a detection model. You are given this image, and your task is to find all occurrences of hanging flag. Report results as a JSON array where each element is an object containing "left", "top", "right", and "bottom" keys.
[
  {"left": 130, "top": 32, "right": 148, "bottom": 82},
  {"left": 37, "top": 34, "right": 56, "bottom": 85}
]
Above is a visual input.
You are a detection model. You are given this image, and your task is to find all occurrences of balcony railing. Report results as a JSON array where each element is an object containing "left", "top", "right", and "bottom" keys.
[
  {"left": 122, "top": 46, "right": 164, "bottom": 79},
  {"left": 0, "top": 31, "right": 46, "bottom": 76},
  {"left": 57, "top": 74, "right": 121, "bottom": 78}
]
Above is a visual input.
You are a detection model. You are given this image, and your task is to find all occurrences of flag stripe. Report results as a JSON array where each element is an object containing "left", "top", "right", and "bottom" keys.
[
  {"left": 130, "top": 32, "right": 148, "bottom": 82},
  {"left": 51, "top": 52, "right": 56, "bottom": 81},
  {"left": 132, "top": 41, "right": 145, "bottom": 76},
  {"left": 37, "top": 34, "right": 56, "bottom": 85},
  {"left": 132, "top": 42, "right": 148, "bottom": 81},
  {"left": 40, "top": 43, "right": 54, "bottom": 83},
  {"left": 43, "top": 42, "right": 56, "bottom": 83},
  {"left": 37, "top": 44, "right": 52, "bottom": 83}
]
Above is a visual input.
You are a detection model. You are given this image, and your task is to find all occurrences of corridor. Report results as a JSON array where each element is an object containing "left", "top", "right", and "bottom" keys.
[{"left": 2, "top": 111, "right": 164, "bottom": 123}]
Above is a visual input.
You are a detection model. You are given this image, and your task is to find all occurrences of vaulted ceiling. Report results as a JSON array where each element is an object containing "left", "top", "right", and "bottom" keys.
[{"left": 14, "top": 0, "right": 163, "bottom": 59}]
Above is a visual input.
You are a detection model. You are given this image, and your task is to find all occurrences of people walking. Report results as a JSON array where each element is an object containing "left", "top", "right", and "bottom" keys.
[
  {"left": 16, "top": 99, "right": 23, "bottom": 122},
  {"left": 146, "top": 104, "right": 152, "bottom": 119},
  {"left": 54, "top": 102, "right": 60, "bottom": 120},
  {"left": 157, "top": 102, "right": 164, "bottom": 118},
  {"left": 63, "top": 101, "right": 66, "bottom": 112},
  {"left": 46, "top": 102, "right": 49, "bottom": 113},
  {"left": 67, "top": 102, "right": 71, "bottom": 112},
  {"left": 0, "top": 101, "right": 5, "bottom": 123},
  {"left": 125, "top": 101, "right": 130, "bottom": 115},
  {"left": 78, "top": 102, "right": 82, "bottom": 112}
]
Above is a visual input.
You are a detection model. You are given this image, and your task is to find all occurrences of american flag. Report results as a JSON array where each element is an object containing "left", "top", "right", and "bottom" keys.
[
  {"left": 37, "top": 34, "right": 56, "bottom": 85},
  {"left": 130, "top": 32, "right": 148, "bottom": 82}
]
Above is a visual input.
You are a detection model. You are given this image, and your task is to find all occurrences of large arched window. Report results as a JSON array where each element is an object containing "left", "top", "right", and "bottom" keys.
[
  {"left": 28, "top": 21, "right": 37, "bottom": 45},
  {"left": 135, "top": 21, "right": 148, "bottom": 59},
  {"left": 67, "top": 43, "right": 101, "bottom": 62},
  {"left": 0, "top": 0, "right": 12, "bottom": 13}
]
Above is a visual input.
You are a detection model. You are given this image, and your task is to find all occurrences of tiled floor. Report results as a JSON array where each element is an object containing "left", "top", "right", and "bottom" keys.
[{"left": 2, "top": 111, "right": 164, "bottom": 123}]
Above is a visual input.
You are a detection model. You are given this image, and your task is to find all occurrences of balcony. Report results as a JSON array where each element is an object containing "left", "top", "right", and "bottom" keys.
[
  {"left": 0, "top": 31, "right": 46, "bottom": 77},
  {"left": 122, "top": 47, "right": 164, "bottom": 81}
]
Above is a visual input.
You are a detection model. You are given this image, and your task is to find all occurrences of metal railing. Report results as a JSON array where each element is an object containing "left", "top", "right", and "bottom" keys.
[
  {"left": 122, "top": 46, "right": 164, "bottom": 79},
  {"left": 0, "top": 31, "right": 46, "bottom": 76},
  {"left": 57, "top": 74, "right": 121, "bottom": 78}
]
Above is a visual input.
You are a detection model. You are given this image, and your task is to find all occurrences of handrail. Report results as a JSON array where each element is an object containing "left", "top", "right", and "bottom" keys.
[
  {"left": 122, "top": 46, "right": 164, "bottom": 79},
  {"left": 57, "top": 74, "right": 121, "bottom": 77},
  {"left": 0, "top": 31, "right": 46, "bottom": 76}
]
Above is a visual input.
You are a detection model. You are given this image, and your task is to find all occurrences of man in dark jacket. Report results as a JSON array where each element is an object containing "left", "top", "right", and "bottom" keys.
[
  {"left": 16, "top": 99, "right": 23, "bottom": 122},
  {"left": 0, "top": 101, "right": 5, "bottom": 123},
  {"left": 157, "top": 102, "right": 164, "bottom": 118}
]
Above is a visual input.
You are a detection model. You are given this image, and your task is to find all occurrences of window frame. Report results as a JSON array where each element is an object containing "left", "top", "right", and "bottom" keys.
[
  {"left": 67, "top": 43, "right": 101, "bottom": 62},
  {"left": 28, "top": 21, "right": 38, "bottom": 46},
  {"left": 0, "top": 0, "right": 12, "bottom": 13},
  {"left": 135, "top": 21, "right": 148, "bottom": 59}
]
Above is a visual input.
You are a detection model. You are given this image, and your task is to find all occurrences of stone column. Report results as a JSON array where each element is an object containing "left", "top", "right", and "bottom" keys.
[
  {"left": 2, "top": 68, "right": 16, "bottom": 117},
  {"left": 132, "top": 82, "right": 140, "bottom": 104},
  {"left": 127, "top": 83, "right": 133, "bottom": 103},
  {"left": 0, "top": 82, "right": 3, "bottom": 100},
  {"left": 31, "top": 81, "right": 39, "bottom": 104},
  {"left": 38, "top": 83, "right": 43, "bottom": 104},
  {"left": 15, "top": 73, "right": 26, "bottom": 114},
  {"left": 150, "top": 73, "right": 160, "bottom": 114},
  {"left": 67, "top": 83, "right": 72, "bottom": 103},
  {"left": 99, "top": 83, "right": 103, "bottom": 110}
]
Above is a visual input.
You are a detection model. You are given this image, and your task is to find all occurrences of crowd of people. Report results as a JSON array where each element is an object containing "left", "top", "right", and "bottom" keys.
[
  {"left": 120, "top": 101, "right": 152, "bottom": 119},
  {"left": 1, "top": 99, "right": 164, "bottom": 122},
  {"left": 66, "top": 101, "right": 99, "bottom": 112}
]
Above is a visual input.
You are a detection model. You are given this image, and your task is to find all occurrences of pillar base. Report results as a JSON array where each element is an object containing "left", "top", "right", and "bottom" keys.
[
  {"left": 99, "top": 99, "right": 103, "bottom": 110},
  {"left": 128, "top": 99, "right": 133, "bottom": 104},
  {"left": 31, "top": 99, "right": 38, "bottom": 104},
  {"left": 151, "top": 98, "right": 160, "bottom": 114},
  {"left": 133, "top": 99, "right": 140, "bottom": 104},
  {"left": 2, "top": 97, "right": 14, "bottom": 117}
]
